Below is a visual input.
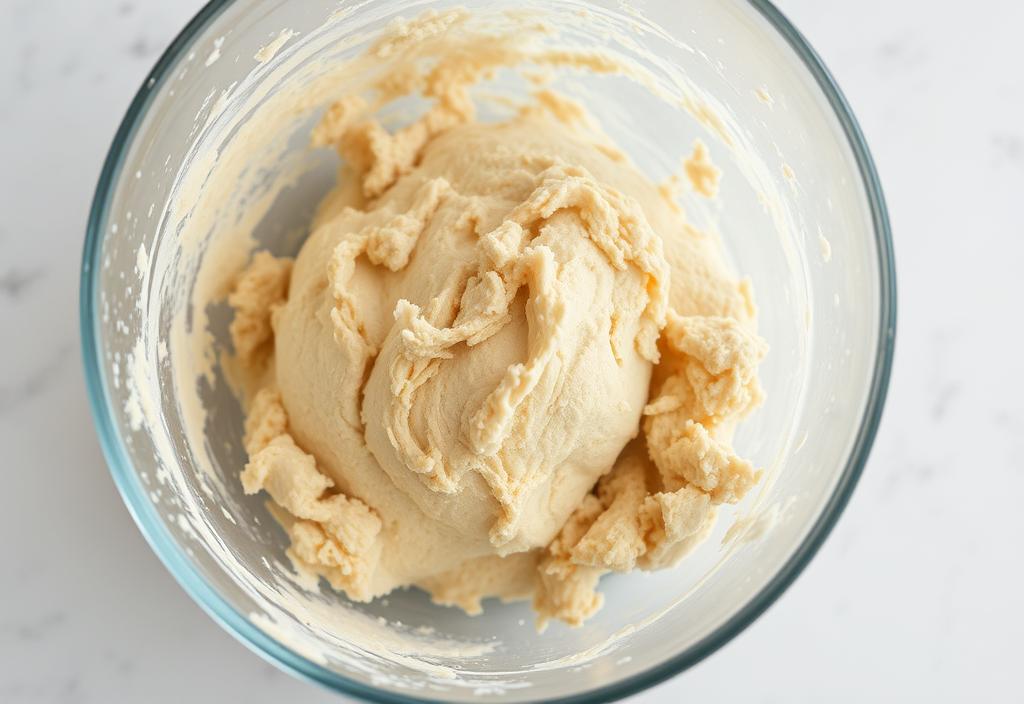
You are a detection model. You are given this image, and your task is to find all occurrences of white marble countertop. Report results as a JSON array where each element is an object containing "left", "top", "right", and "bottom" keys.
[{"left": 2, "top": 0, "right": 1022, "bottom": 701}]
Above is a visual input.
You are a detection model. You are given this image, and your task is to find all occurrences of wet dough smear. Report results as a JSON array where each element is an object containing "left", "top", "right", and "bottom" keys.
[{"left": 226, "top": 12, "right": 767, "bottom": 629}]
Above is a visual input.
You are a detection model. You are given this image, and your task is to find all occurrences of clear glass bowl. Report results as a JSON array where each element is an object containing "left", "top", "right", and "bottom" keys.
[{"left": 81, "top": 0, "right": 895, "bottom": 702}]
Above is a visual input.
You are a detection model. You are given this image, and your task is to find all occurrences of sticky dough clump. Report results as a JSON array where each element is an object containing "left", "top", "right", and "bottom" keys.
[{"left": 226, "top": 11, "right": 767, "bottom": 629}]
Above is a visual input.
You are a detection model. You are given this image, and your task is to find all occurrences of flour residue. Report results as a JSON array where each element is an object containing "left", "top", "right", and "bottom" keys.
[
  {"left": 205, "top": 36, "right": 225, "bottom": 67},
  {"left": 818, "top": 230, "right": 833, "bottom": 263},
  {"left": 255, "top": 29, "right": 296, "bottom": 63}
]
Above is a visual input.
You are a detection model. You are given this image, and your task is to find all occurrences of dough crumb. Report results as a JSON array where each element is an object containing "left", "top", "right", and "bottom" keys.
[{"left": 683, "top": 140, "right": 721, "bottom": 198}]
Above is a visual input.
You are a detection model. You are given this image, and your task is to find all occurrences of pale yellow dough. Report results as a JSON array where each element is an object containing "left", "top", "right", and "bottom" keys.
[{"left": 226, "top": 13, "right": 767, "bottom": 629}]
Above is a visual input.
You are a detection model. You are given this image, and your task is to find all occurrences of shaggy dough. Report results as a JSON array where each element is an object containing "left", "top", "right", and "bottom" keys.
[{"left": 227, "top": 12, "right": 767, "bottom": 629}]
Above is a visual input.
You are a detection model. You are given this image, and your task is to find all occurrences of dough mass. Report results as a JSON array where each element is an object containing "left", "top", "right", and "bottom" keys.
[{"left": 226, "top": 13, "right": 767, "bottom": 629}]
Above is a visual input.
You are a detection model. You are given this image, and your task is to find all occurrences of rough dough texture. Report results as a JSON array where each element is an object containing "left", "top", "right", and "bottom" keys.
[{"left": 226, "top": 12, "right": 767, "bottom": 629}]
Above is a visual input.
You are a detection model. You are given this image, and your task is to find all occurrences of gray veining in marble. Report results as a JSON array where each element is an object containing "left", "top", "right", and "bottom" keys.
[{"left": 1, "top": 0, "right": 1022, "bottom": 702}]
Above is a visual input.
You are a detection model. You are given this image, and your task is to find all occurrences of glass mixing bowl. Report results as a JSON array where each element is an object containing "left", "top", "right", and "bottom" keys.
[{"left": 81, "top": 0, "right": 895, "bottom": 701}]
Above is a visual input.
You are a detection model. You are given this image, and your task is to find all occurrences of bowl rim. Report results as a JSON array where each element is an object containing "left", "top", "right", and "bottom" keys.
[{"left": 80, "top": 1, "right": 896, "bottom": 702}]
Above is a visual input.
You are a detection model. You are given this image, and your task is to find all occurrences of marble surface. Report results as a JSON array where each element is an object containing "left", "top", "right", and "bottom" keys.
[{"left": 1, "top": 0, "right": 1022, "bottom": 701}]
